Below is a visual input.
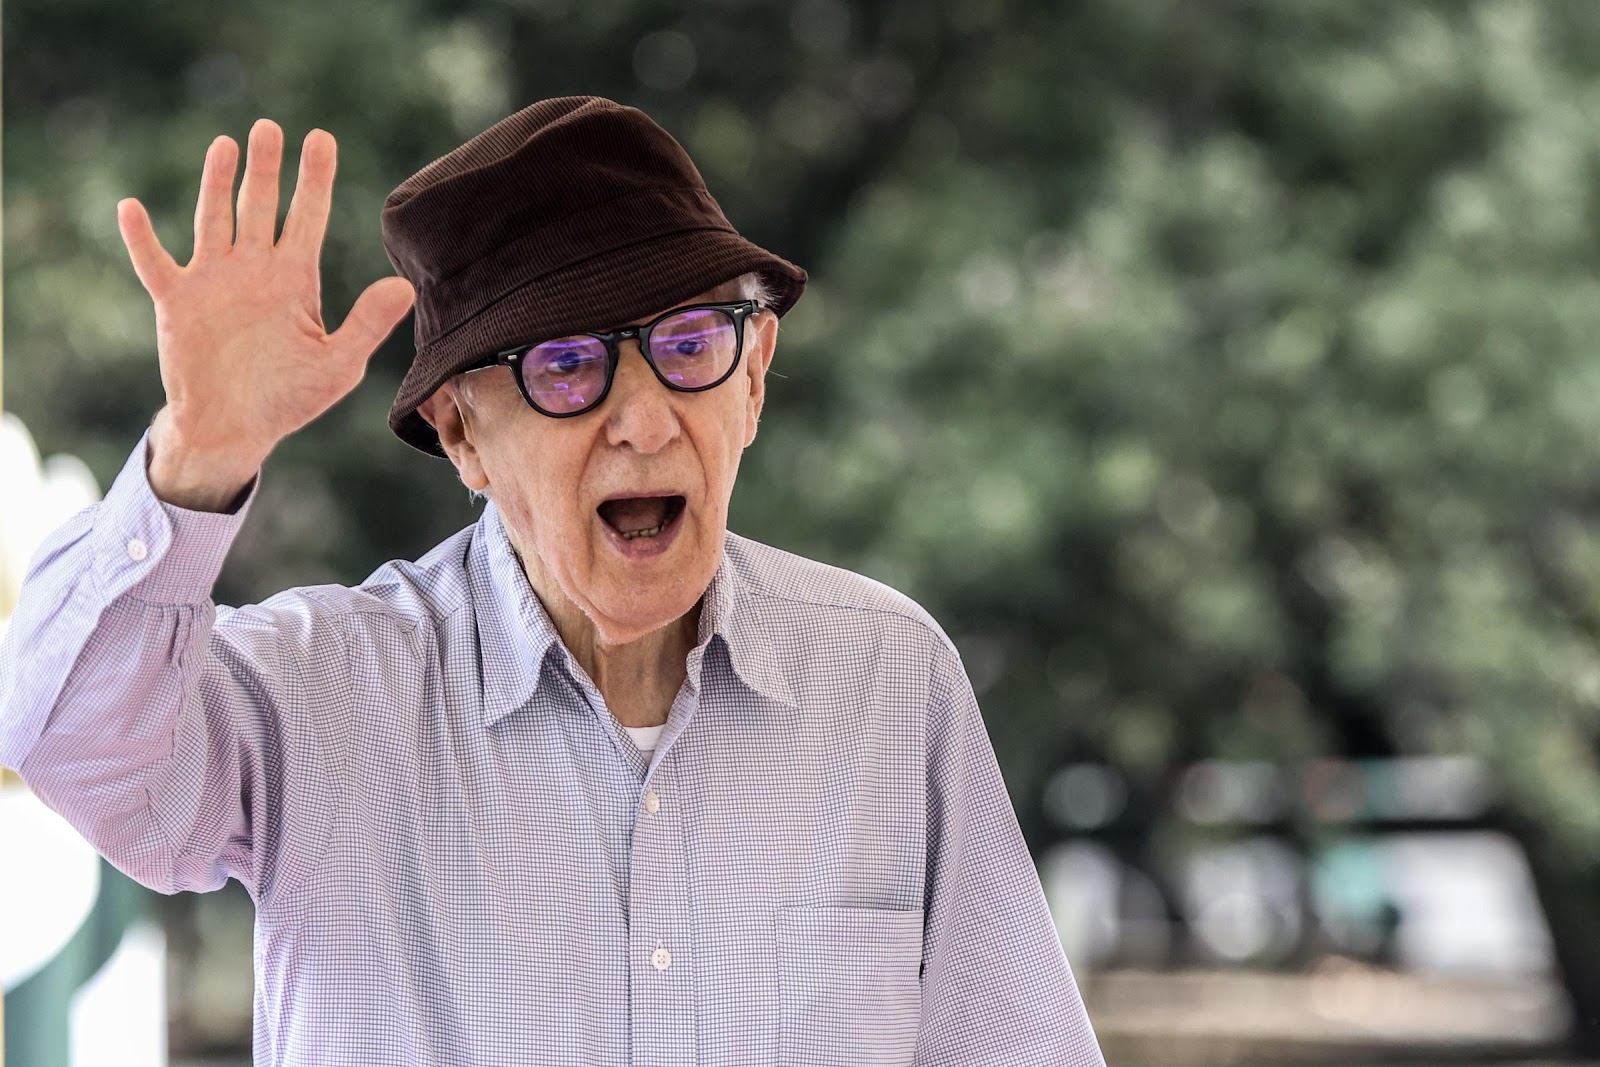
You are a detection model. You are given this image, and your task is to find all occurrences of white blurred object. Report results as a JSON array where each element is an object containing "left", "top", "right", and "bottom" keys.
[
  {"left": 1042, "top": 763, "right": 1128, "bottom": 830},
  {"left": 0, "top": 412, "right": 102, "bottom": 630},
  {"left": 1183, "top": 836, "right": 1304, "bottom": 963},
  {"left": 70, "top": 920, "right": 167, "bottom": 1067},
  {"left": 0, "top": 788, "right": 102, "bottom": 988},
  {"left": 1040, "top": 840, "right": 1123, "bottom": 966},
  {"left": 1380, "top": 831, "right": 1554, "bottom": 975},
  {"left": 1, "top": 416, "right": 107, "bottom": 995}
]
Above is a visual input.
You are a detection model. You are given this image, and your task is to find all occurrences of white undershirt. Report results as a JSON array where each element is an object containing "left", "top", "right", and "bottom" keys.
[{"left": 620, "top": 723, "right": 666, "bottom": 755}]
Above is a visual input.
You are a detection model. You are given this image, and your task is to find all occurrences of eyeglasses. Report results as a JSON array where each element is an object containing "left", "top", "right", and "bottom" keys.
[{"left": 460, "top": 300, "right": 761, "bottom": 418}]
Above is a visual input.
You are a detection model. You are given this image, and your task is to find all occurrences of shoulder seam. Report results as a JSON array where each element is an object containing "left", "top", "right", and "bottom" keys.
[
  {"left": 740, "top": 586, "right": 953, "bottom": 650},
  {"left": 296, "top": 586, "right": 468, "bottom": 635}
]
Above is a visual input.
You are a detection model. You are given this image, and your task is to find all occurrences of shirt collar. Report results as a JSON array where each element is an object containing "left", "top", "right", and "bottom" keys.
[
  {"left": 471, "top": 505, "right": 796, "bottom": 729},
  {"left": 697, "top": 540, "right": 798, "bottom": 712},
  {"left": 470, "top": 503, "right": 562, "bottom": 728}
]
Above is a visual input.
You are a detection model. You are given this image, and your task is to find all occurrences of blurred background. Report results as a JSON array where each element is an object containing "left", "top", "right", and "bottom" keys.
[{"left": 4, "top": 0, "right": 1600, "bottom": 1063}]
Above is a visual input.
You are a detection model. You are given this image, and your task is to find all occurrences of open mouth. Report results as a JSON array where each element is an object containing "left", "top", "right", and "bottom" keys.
[{"left": 597, "top": 495, "right": 687, "bottom": 541}]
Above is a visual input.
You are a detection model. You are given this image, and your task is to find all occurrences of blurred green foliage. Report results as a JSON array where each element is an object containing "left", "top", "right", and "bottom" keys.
[{"left": 8, "top": 0, "right": 1600, "bottom": 1041}]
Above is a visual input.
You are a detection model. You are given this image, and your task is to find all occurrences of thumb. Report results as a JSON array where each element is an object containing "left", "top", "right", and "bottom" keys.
[{"left": 329, "top": 276, "right": 416, "bottom": 360}]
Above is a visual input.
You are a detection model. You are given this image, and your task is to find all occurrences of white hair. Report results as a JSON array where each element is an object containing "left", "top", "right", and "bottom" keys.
[
  {"left": 455, "top": 270, "right": 775, "bottom": 506},
  {"left": 733, "top": 270, "right": 777, "bottom": 309}
]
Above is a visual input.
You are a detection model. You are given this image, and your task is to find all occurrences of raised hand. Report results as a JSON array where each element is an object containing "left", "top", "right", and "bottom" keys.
[{"left": 117, "top": 118, "right": 415, "bottom": 511}]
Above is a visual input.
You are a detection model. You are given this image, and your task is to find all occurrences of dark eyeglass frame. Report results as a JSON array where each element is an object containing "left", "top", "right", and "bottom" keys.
[{"left": 459, "top": 299, "right": 762, "bottom": 418}]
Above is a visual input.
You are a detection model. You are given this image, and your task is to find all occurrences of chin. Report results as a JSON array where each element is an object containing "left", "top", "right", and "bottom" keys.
[
  {"left": 587, "top": 592, "right": 695, "bottom": 645},
  {"left": 587, "top": 557, "right": 715, "bottom": 641}
]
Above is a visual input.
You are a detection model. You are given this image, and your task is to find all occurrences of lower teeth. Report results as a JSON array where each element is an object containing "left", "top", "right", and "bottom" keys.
[{"left": 620, "top": 522, "right": 665, "bottom": 540}]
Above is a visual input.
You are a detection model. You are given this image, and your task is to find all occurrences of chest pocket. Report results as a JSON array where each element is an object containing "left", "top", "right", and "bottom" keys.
[{"left": 776, "top": 906, "right": 924, "bottom": 1066}]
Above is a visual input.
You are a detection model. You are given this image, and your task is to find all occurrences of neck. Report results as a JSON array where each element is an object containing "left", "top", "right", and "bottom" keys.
[
  {"left": 509, "top": 539, "right": 699, "bottom": 729},
  {"left": 557, "top": 600, "right": 699, "bottom": 728}
]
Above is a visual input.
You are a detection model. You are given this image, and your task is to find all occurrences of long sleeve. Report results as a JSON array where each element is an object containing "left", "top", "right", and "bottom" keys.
[
  {"left": 914, "top": 643, "right": 1106, "bottom": 1066},
  {"left": 0, "top": 430, "right": 344, "bottom": 906}
]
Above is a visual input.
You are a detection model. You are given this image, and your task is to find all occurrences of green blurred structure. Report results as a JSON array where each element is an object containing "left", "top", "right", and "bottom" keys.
[
  {"left": 4, "top": 859, "right": 154, "bottom": 1067},
  {"left": 6, "top": 0, "right": 1600, "bottom": 1054}
]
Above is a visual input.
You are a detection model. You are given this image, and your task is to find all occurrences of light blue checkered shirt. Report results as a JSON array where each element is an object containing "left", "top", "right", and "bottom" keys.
[{"left": 0, "top": 431, "right": 1104, "bottom": 1066}]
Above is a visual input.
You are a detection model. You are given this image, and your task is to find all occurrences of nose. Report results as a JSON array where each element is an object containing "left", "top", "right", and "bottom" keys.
[{"left": 602, "top": 339, "right": 679, "bottom": 454}]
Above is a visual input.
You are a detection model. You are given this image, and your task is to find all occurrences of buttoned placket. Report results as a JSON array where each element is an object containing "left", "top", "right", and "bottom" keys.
[
  {"left": 556, "top": 642, "right": 706, "bottom": 1067},
  {"left": 624, "top": 664, "right": 703, "bottom": 1067}
]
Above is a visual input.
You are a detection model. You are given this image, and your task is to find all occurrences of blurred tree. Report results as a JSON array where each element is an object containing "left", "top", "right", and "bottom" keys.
[{"left": 7, "top": 0, "right": 1600, "bottom": 1051}]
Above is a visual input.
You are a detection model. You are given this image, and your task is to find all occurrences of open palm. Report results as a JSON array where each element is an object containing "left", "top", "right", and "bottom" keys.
[{"left": 118, "top": 118, "right": 415, "bottom": 467}]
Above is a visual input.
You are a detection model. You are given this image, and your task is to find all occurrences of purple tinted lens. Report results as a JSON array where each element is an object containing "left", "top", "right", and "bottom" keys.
[
  {"left": 648, "top": 308, "right": 738, "bottom": 388},
  {"left": 521, "top": 336, "right": 609, "bottom": 412}
]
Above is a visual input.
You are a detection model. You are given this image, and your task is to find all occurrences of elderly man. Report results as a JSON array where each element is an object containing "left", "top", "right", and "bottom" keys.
[{"left": 0, "top": 97, "right": 1104, "bottom": 1065}]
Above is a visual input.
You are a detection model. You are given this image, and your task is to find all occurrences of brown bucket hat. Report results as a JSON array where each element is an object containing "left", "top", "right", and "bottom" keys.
[{"left": 381, "top": 95, "right": 808, "bottom": 457}]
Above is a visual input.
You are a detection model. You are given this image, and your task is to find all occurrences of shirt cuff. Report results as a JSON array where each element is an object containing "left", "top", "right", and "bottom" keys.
[{"left": 90, "top": 429, "right": 260, "bottom": 604}]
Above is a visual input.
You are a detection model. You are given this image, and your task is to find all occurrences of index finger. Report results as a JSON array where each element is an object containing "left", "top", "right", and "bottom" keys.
[
  {"left": 194, "top": 135, "right": 239, "bottom": 258},
  {"left": 278, "top": 128, "right": 337, "bottom": 256}
]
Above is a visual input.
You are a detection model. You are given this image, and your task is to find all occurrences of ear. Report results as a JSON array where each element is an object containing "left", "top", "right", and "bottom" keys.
[
  {"left": 417, "top": 382, "right": 491, "bottom": 492},
  {"left": 741, "top": 310, "right": 779, "bottom": 448}
]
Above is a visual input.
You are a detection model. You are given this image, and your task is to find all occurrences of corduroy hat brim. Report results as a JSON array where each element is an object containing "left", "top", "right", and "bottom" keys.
[{"left": 389, "top": 228, "right": 804, "bottom": 457}]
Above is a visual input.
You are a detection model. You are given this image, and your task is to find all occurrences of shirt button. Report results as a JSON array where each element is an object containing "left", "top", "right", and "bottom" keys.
[
  {"left": 642, "top": 791, "right": 660, "bottom": 815},
  {"left": 651, "top": 947, "right": 672, "bottom": 971},
  {"left": 126, "top": 538, "right": 149, "bottom": 561}
]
